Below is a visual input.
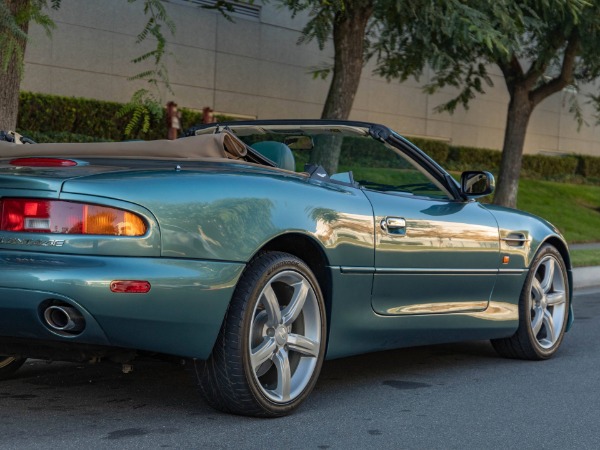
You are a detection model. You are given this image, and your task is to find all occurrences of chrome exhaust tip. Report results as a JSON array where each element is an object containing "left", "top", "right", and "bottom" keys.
[{"left": 43, "top": 305, "right": 85, "bottom": 333}]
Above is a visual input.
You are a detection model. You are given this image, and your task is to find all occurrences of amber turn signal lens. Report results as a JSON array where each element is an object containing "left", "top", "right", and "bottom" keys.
[{"left": 0, "top": 198, "right": 146, "bottom": 236}]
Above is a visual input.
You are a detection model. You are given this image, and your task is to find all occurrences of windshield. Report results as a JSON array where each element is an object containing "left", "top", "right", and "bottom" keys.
[{"left": 195, "top": 123, "right": 451, "bottom": 199}]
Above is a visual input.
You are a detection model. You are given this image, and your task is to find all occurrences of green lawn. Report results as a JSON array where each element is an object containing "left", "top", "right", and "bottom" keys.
[
  {"left": 570, "top": 249, "right": 600, "bottom": 268},
  {"left": 517, "top": 179, "right": 600, "bottom": 243},
  {"left": 485, "top": 179, "right": 600, "bottom": 266},
  {"left": 327, "top": 166, "right": 600, "bottom": 244},
  {"left": 348, "top": 170, "right": 600, "bottom": 265}
]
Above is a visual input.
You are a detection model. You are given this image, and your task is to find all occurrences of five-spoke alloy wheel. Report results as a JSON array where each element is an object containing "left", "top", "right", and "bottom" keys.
[
  {"left": 492, "top": 244, "right": 570, "bottom": 360},
  {"left": 197, "top": 252, "right": 326, "bottom": 417}
]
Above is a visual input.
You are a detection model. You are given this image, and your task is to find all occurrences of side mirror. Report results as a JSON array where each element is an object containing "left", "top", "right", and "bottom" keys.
[{"left": 460, "top": 171, "right": 495, "bottom": 198}]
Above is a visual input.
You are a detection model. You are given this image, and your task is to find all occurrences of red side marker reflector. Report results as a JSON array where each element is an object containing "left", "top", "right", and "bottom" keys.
[
  {"left": 10, "top": 158, "right": 77, "bottom": 167},
  {"left": 110, "top": 280, "right": 151, "bottom": 294}
]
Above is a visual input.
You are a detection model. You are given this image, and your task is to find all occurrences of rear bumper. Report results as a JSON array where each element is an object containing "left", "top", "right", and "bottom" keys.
[{"left": 0, "top": 252, "right": 245, "bottom": 359}]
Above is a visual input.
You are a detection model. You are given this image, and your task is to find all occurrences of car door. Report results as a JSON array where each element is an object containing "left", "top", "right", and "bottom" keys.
[{"left": 335, "top": 133, "right": 500, "bottom": 315}]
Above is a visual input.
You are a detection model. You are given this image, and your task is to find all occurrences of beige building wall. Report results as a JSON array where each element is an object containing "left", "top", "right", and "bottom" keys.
[{"left": 21, "top": 0, "right": 600, "bottom": 156}]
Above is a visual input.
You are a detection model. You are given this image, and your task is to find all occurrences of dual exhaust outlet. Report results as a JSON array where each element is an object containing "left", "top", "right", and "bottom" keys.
[{"left": 43, "top": 305, "right": 85, "bottom": 334}]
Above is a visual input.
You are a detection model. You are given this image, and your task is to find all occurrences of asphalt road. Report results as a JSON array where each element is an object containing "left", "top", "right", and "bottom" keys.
[{"left": 1, "top": 288, "right": 599, "bottom": 450}]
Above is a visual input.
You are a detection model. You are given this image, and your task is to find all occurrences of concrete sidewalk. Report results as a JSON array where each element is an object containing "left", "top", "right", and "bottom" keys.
[
  {"left": 570, "top": 242, "right": 600, "bottom": 290},
  {"left": 570, "top": 243, "right": 600, "bottom": 250},
  {"left": 574, "top": 266, "right": 600, "bottom": 290}
]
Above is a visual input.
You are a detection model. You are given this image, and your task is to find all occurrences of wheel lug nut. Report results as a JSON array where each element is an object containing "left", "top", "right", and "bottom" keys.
[{"left": 267, "top": 328, "right": 275, "bottom": 337}]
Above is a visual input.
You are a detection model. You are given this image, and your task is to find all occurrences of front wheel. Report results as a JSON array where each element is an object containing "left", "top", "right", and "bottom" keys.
[
  {"left": 0, "top": 356, "right": 26, "bottom": 380},
  {"left": 492, "top": 244, "right": 569, "bottom": 360},
  {"left": 196, "top": 252, "right": 327, "bottom": 417}
]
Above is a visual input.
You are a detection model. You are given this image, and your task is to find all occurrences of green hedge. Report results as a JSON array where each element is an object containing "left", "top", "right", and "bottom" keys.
[
  {"left": 14, "top": 91, "right": 600, "bottom": 184},
  {"left": 409, "top": 137, "right": 450, "bottom": 165},
  {"left": 522, "top": 153, "right": 579, "bottom": 179},
  {"left": 445, "top": 145, "right": 502, "bottom": 172},
  {"left": 17, "top": 92, "right": 205, "bottom": 141},
  {"left": 578, "top": 155, "right": 600, "bottom": 178},
  {"left": 409, "top": 137, "right": 594, "bottom": 182},
  {"left": 339, "top": 136, "right": 398, "bottom": 168},
  {"left": 18, "top": 130, "right": 111, "bottom": 143}
]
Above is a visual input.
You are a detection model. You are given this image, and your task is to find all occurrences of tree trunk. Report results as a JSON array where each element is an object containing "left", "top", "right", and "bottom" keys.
[
  {"left": 493, "top": 87, "right": 533, "bottom": 208},
  {"left": 310, "top": 2, "right": 373, "bottom": 174},
  {"left": 321, "top": 5, "right": 371, "bottom": 120},
  {"left": 0, "top": 0, "right": 30, "bottom": 132}
]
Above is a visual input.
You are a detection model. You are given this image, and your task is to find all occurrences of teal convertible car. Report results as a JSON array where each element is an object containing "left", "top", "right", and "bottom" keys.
[{"left": 0, "top": 120, "right": 571, "bottom": 416}]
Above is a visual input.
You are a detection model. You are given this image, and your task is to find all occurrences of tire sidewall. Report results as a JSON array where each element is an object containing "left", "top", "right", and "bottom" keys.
[
  {"left": 522, "top": 244, "right": 569, "bottom": 359},
  {"left": 0, "top": 357, "right": 26, "bottom": 380},
  {"left": 239, "top": 253, "right": 327, "bottom": 416}
]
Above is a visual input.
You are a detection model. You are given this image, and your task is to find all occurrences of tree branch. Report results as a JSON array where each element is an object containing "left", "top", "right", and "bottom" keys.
[
  {"left": 530, "top": 30, "right": 580, "bottom": 107},
  {"left": 496, "top": 55, "right": 523, "bottom": 95},
  {"left": 522, "top": 26, "right": 566, "bottom": 89}
]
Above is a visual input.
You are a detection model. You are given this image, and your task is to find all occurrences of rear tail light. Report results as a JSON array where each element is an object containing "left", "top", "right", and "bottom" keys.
[
  {"left": 110, "top": 280, "right": 152, "bottom": 293},
  {"left": 0, "top": 199, "right": 146, "bottom": 236}
]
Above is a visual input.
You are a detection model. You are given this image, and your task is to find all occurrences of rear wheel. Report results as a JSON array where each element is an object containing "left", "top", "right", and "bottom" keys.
[
  {"left": 196, "top": 252, "right": 326, "bottom": 417},
  {"left": 492, "top": 244, "right": 569, "bottom": 360},
  {"left": 0, "top": 356, "right": 26, "bottom": 380}
]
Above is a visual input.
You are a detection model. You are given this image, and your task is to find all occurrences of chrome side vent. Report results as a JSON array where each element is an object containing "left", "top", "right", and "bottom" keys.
[{"left": 502, "top": 233, "right": 528, "bottom": 247}]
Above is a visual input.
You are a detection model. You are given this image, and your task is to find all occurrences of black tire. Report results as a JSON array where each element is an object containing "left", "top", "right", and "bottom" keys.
[
  {"left": 492, "top": 244, "right": 570, "bottom": 360},
  {"left": 195, "top": 252, "right": 327, "bottom": 417},
  {"left": 0, "top": 356, "right": 26, "bottom": 380}
]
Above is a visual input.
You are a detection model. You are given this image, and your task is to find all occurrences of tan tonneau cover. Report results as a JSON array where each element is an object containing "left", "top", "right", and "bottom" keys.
[{"left": 0, "top": 132, "right": 248, "bottom": 161}]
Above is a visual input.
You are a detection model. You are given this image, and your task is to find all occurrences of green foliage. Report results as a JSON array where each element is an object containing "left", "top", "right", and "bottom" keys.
[
  {"left": 517, "top": 179, "right": 600, "bottom": 243},
  {"left": 578, "top": 155, "right": 600, "bottom": 179},
  {"left": 408, "top": 137, "right": 449, "bottom": 164},
  {"left": 120, "top": 0, "right": 176, "bottom": 137},
  {"left": 374, "top": 0, "right": 599, "bottom": 114},
  {"left": 522, "top": 153, "right": 579, "bottom": 180},
  {"left": 445, "top": 145, "right": 502, "bottom": 172},
  {"left": 276, "top": 0, "right": 346, "bottom": 50},
  {"left": 16, "top": 91, "right": 205, "bottom": 141},
  {"left": 570, "top": 249, "right": 600, "bottom": 268},
  {"left": 445, "top": 146, "right": 589, "bottom": 182},
  {"left": 339, "top": 136, "right": 397, "bottom": 168},
  {"left": 0, "top": 0, "right": 176, "bottom": 138},
  {"left": 373, "top": 0, "right": 600, "bottom": 206},
  {"left": 116, "top": 89, "right": 164, "bottom": 137},
  {"left": 17, "top": 130, "right": 111, "bottom": 143},
  {"left": 0, "top": 0, "right": 59, "bottom": 73}
]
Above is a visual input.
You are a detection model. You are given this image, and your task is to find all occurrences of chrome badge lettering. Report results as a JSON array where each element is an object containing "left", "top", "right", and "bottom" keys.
[{"left": 0, "top": 237, "right": 65, "bottom": 247}]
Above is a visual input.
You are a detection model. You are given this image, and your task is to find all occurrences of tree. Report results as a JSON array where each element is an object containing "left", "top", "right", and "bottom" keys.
[
  {"left": 276, "top": 0, "right": 375, "bottom": 173},
  {"left": 374, "top": 0, "right": 600, "bottom": 207},
  {"left": 277, "top": 0, "right": 506, "bottom": 175},
  {"left": 0, "top": 0, "right": 174, "bottom": 133},
  {"left": 0, "top": 1, "right": 56, "bottom": 131}
]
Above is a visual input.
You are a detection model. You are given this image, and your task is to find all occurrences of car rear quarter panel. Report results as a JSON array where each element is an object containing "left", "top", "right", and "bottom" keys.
[
  {"left": 1, "top": 164, "right": 375, "bottom": 359},
  {"left": 61, "top": 165, "right": 376, "bottom": 267}
]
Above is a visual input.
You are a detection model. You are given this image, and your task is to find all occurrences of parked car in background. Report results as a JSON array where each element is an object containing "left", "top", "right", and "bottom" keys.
[{"left": 0, "top": 120, "right": 572, "bottom": 416}]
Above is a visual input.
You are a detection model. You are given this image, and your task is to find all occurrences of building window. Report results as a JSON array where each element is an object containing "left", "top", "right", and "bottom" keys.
[{"left": 172, "top": 0, "right": 261, "bottom": 20}]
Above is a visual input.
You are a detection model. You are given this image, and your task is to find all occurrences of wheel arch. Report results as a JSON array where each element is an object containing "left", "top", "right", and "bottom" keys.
[{"left": 255, "top": 233, "right": 333, "bottom": 342}]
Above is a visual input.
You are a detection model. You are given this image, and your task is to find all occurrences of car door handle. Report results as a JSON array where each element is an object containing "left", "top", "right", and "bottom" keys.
[{"left": 380, "top": 217, "right": 406, "bottom": 236}]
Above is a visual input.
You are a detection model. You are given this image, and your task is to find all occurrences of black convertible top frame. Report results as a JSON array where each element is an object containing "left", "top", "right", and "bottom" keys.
[{"left": 192, "top": 119, "right": 465, "bottom": 201}]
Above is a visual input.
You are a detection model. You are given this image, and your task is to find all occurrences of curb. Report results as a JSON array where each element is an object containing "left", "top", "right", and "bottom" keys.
[{"left": 573, "top": 266, "right": 600, "bottom": 290}]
